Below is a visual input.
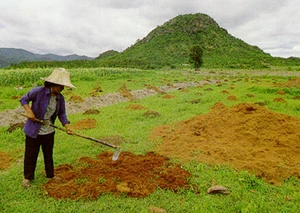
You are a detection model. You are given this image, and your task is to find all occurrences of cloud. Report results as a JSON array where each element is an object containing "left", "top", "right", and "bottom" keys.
[{"left": 0, "top": 0, "right": 299, "bottom": 58}]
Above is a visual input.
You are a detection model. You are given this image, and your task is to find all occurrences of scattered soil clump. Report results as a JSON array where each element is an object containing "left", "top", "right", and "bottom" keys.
[
  {"left": 227, "top": 95, "right": 237, "bottom": 101},
  {"left": 246, "top": 94, "right": 255, "bottom": 98},
  {"left": 83, "top": 109, "right": 100, "bottom": 115},
  {"left": 71, "top": 118, "right": 97, "bottom": 130},
  {"left": 279, "top": 78, "right": 300, "bottom": 88},
  {"left": 221, "top": 90, "right": 230, "bottom": 94},
  {"left": 118, "top": 83, "right": 134, "bottom": 101},
  {"left": 0, "top": 151, "right": 14, "bottom": 170},
  {"left": 143, "top": 110, "right": 161, "bottom": 118},
  {"left": 273, "top": 98, "right": 286, "bottom": 103},
  {"left": 152, "top": 102, "right": 300, "bottom": 184},
  {"left": 162, "top": 94, "right": 175, "bottom": 99},
  {"left": 146, "top": 85, "right": 165, "bottom": 94},
  {"left": 190, "top": 99, "right": 200, "bottom": 104},
  {"left": 276, "top": 90, "right": 286, "bottom": 95},
  {"left": 292, "top": 95, "right": 300, "bottom": 100},
  {"left": 69, "top": 95, "right": 84, "bottom": 103},
  {"left": 7, "top": 122, "right": 25, "bottom": 133},
  {"left": 126, "top": 104, "right": 147, "bottom": 110},
  {"left": 43, "top": 151, "right": 191, "bottom": 200}
]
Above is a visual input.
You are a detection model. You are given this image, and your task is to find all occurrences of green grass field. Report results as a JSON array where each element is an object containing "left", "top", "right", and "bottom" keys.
[{"left": 0, "top": 68, "right": 299, "bottom": 212}]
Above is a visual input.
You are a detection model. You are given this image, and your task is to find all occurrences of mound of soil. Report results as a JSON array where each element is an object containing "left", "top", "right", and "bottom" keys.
[
  {"left": 126, "top": 104, "right": 147, "bottom": 110},
  {"left": 152, "top": 102, "right": 300, "bottom": 184},
  {"left": 273, "top": 98, "right": 286, "bottom": 103},
  {"left": 143, "top": 110, "right": 161, "bottom": 118},
  {"left": 83, "top": 109, "right": 100, "bottom": 115},
  {"left": 7, "top": 122, "right": 25, "bottom": 133},
  {"left": 280, "top": 78, "right": 300, "bottom": 88},
  {"left": 119, "top": 83, "right": 134, "bottom": 101},
  {"left": 162, "top": 94, "right": 175, "bottom": 99},
  {"left": 146, "top": 85, "right": 165, "bottom": 94},
  {"left": 0, "top": 151, "right": 13, "bottom": 170},
  {"left": 43, "top": 152, "right": 191, "bottom": 200},
  {"left": 227, "top": 95, "right": 237, "bottom": 101},
  {"left": 69, "top": 95, "right": 85, "bottom": 103},
  {"left": 71, "top": 118, "right": 97, "bottom": 130}
]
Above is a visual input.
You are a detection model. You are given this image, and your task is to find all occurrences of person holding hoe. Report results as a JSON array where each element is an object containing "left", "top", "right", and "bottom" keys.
[{"left": 20, "top": 68, "right": 75, "bottom": 188}]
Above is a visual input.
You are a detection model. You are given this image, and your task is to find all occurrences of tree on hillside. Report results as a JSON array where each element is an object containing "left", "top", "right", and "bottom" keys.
[{"left": 189, "top": 45, "right": 203, "bottom": 70}]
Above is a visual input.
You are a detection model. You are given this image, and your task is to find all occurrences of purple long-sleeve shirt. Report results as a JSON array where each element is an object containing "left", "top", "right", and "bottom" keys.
[{"left": 20, "top": 86, "right": 70, "bottom": 138}]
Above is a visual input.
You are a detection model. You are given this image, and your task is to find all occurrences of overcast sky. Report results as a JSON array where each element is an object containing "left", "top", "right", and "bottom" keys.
[{"left": 0, "top": 0, "right": 299, "bottom": 58}]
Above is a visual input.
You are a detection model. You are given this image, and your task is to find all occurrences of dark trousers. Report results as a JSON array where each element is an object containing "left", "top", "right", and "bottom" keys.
[{"left": 24, "top": 132, "right": 55, "bottom": 180}]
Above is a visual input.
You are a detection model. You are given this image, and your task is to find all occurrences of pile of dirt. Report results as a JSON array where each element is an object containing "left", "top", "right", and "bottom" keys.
[
  {"left": 146, "top": 85, "right": 165, "bottom": 94},
  {"left": 0, "top": 151, "right": 13, "bottom": 170},
  {"left": 152, "top": 102, "right": 300, "bottom": 184},
  {"left": 162, "top": 94, "right": 175, "bottom": 99},
  {"left": 118, "top": 83, "right": 134, "bottom": 101},
  {"left": 273, "top": 98, "right": 286, "bottom": 103},
  {"left": 7, "top": 122, "right": 25, "bottom": 132},
  {"left": 43, "top": 151, "right": 191, "bottom": 200},
  {"left": 68, "top": 95, "right": 85, "bottom": 103},
  {"left": 142, "top": 110, "right": 161, "bottom": 118},
  {"left": 126, "top": 104, "right": 147, "bottom": 110},
  {"left": 83, "top": 109, "right": 100, "bottom": 115},
  {"left": 70, "top": 118, "right": 97, "bottom": 130},
  {"left": 279, "top": 77, "right": 300, "bottom": 88}
]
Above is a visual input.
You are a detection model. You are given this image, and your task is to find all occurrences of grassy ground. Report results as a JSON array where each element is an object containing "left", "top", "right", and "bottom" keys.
[{"left": 0, "top": 68, "right": 299, "bottom": 212}]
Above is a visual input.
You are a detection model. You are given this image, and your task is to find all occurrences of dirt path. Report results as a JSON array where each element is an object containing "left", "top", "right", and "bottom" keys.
[{"left": 0, "top": 80, "right": 218, "bottom": 127}]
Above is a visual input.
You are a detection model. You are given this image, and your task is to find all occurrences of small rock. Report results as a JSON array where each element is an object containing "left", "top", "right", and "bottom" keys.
[
  {"left": 149, "top": 206, "right": 167, "bottom": 213},
  {"left": 207, "top": 185, "right": 230, "bottom": 195}
]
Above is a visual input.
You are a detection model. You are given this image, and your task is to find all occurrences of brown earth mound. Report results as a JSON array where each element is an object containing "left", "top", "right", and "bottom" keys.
[
  {"left": 280, "top": 78, "right": 300, "bottom": 88},
  {"left": 152, "top": 102, "right": 300, "bottom": 185},
  {"left": 83, "top": 109, "right": 100, "bottom": 115},
  {"left": 126, "top": 104, "right": 147, "bottom": 110},
  {"left": 7, "top": 122, "right": 25, "bottom": 132},
  {"left": 162, "top": 94, "right": 175, "bottom": 99},
  {"left": 71, "top": 118, "right": 97, "bottom": 130},
  {"left": 273, "top": 98, "right": 286, "bottom": 103},
  {"left": 43, "top": 151, "right": 191, "bottom": 200},
  {"left": 69, "top": 95, "right": 85, "bottom": 103}
]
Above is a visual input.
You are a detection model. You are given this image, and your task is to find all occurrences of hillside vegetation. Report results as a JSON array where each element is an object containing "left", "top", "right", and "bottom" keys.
[{"left": 6, "top": 13, "right": 300, "bottom": 70}]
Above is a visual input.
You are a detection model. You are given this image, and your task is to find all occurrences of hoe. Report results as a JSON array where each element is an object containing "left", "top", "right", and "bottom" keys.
[{"left": 21, "top": 113, "right": 121, "bottom": 161}]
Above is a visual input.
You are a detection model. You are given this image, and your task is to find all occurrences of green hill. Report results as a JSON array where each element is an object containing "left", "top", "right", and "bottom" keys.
[
  {"left": 98, "top": 13, "right": 300, "bottom": 69},
  {"left": 96, "top": 13, "right": 272, "bottom": 69}
]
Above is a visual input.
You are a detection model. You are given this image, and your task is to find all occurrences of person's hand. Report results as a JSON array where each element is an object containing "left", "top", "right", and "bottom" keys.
[
  {"left": 66, "top": 128, "right": 73, "bottom": 135},
  {"left": 27, "top": 111, "right": 36, "bottom": 121},
  {"left": 23, "top": 104, "right": 36, "bottom": 121},
  {"left": 65, "top": 124, "right": 73, "bottom": 135}
]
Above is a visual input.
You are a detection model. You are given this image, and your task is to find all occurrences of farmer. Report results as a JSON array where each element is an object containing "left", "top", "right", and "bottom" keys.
[{"left": 20, "top": 68, "right": 75, "bottom": 188}]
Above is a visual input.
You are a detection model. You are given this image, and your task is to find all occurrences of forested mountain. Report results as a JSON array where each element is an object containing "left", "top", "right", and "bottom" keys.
[{"left": 0, "top": 48, "right": 93, "bottom": 68}]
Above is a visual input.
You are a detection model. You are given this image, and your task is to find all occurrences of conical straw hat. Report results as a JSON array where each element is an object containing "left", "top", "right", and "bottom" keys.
[{"left": 41, "top": 68, "right": 76, "bottom": 88}]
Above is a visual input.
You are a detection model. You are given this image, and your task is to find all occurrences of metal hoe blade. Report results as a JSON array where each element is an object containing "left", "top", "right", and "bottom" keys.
[{"left": 112, "top": 146, "right": 121, "bottom": 161}]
